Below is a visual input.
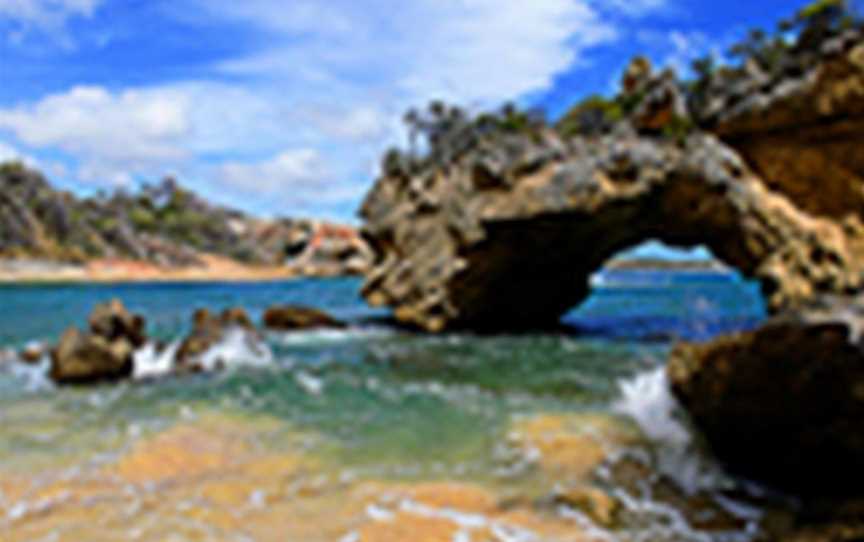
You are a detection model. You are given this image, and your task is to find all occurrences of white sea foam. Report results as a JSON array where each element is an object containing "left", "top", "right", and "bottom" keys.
[
  {"left": 274, "top": 326, "right": 393, "bottom": 346},
  {"left": 133, "top": 341, "right": 179, "bottom": 380},
  {"left": 613, "top": 367, "right": 727, "bottom": 494},
  {"left": 295, "top": 371, "right": 325, "bottom": 395},
  {"left": 134, "top": 328, "right": 273, "bottom": 379},
  {"left": 194, "top": 328, "right": 274, "bottom": 372},
  {"left": 0, "top": 350, "right": 52, "bottom": 392}
]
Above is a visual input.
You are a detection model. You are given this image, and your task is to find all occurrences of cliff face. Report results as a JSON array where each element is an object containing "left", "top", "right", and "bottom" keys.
[{"left": 710, "top": 32, "right": 864, "bottom": 220}]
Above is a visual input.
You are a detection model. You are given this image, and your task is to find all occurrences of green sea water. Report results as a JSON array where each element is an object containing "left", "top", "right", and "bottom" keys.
[{"left": 0, "top": 272, "right": 769, "bottom": 541}]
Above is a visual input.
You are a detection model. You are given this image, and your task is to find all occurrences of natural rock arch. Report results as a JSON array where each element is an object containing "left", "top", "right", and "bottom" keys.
[{"left": 360, "top": 132, "right": 864, "bottom": 332}]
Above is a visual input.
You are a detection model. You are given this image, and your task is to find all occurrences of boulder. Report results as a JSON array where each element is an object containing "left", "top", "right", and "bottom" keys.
[
  {"left": 262, "top": 306, "right": 346, "bottom": 331},
  {"left": 668, "top": 295, "right": 864, "bottom": 495},
  {"left": 51, "top": 327, "right": 134, "bottom": 384},
  {"left": 50, "top": 300, "right": 147, "bottom": 384}
]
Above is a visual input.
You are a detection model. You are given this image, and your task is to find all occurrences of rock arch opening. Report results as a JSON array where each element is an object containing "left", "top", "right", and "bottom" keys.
[{"left": 562, "top": 241, "right": 767, "bottom": 341}]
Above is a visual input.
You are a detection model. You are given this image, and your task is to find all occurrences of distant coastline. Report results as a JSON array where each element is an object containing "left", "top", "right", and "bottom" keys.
[
  {"left": 603, "top": 258, "right": 728, "bottom": 272},
  {"left": 0, "top": 256, "right": 726, "bottom": 284},
  {"left": 0, "top": 256, "right": 337, "bottom": 284}
]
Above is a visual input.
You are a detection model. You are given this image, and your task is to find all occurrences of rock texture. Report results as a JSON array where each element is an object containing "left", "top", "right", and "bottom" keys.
[
  {"left": 361, "top": 129, "right": 864, "bottom": 331},
  {"left": 283, "top": 222, "right": 372, "bottom": 276},
  {"left": 50, "top": 300, "right": 146, "bottom": 384},
  {"left": 669, "top": 295, "right": 864, "bottom": 494},
  {"left": 708, "top": 31, "right": 864, "bottom": 220}
]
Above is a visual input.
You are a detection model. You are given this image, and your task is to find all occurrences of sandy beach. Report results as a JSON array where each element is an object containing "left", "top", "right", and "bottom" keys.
[{"left": 0, "top": 256, "right": 304, "bottom": 284}]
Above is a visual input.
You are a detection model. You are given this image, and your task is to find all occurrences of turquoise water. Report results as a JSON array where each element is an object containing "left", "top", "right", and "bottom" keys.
[{"left": 0, "top": 271, "right": 769, "bottom": 540}]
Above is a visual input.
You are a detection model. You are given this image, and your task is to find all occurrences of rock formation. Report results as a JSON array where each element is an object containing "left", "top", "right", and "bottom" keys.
[
  {"left": 51, "top": 300, "right": 147, "bottom": 384},
  {"left": 669, "top": 294, "right": 864, "bottom": 495},
  {"left": 283, "top": 221, "right": 372, "bottom": 276},
  {"left": 361, "top": 127, "right": 864, "bottom": 331},
  {"left": 359, "top": 28, "right": 864, "bottom": 333}
]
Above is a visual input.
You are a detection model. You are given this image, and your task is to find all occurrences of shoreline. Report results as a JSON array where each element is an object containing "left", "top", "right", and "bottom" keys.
[
  {"left": 0, "top": 256, "right": 355, "bottom": 285},
  {"left": 0, "top": 257, "right": 727, "bottom": 285}
]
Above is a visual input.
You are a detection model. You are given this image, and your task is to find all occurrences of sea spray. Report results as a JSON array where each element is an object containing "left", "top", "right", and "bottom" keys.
[
  {"left": 133, "top": 341, "right": 180, "bottom": 380},
  {"left": 613, "top": 367, "right": 728, "bottom": 494}
]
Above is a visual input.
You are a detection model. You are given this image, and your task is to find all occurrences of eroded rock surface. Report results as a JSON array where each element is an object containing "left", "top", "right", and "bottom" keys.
[
  {"left": 708, "top": 32, "right": 864, "bottom": 220},
  {"left": 361, "top": 130, "right": 864, "bottom": 331},
  {"left": 360, "top": 30, "right": 864, "bottom": 332},
  {"left": 669, "top": 295, "right": 864, "bottom": 495}
]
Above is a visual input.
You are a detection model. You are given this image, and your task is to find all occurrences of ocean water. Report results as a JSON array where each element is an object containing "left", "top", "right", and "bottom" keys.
[{"left": 0, "top": 271, "right": 769, "bottom": 542}]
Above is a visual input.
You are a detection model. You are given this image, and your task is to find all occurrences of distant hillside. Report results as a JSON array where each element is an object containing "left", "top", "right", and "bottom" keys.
[{"left": 0, "top": 161, "right": 366, "bottom": 272}]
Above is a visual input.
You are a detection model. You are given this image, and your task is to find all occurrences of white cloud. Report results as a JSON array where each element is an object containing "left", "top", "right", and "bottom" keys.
[
  {"left": 207, "top": 0, "right": 617, "bottom": 106},
  {"left": 0, "top": 0, "right": 101, "bottom": 31},
  {"left": 0, "top": 85, "right": 195, "bottom": 185},
  {"left": 636, "top": 29, "right": 713, "bottom": 77},
  {"left": 0, "top": 0, "right": 669, "bottom": 216},
  {"left": 600, "top": 0, "right": 668, "bottom": 17},
  {"left": 215, "top": 148, "right": 370, "bottom": 212},
  {"left": 218, "top": 149, "right": 327, "bottom": 192}
]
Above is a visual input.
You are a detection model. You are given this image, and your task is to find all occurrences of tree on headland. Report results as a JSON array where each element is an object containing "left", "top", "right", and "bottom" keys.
[{"left": 383, "top": 101, "right": 547, "bottom": 177}]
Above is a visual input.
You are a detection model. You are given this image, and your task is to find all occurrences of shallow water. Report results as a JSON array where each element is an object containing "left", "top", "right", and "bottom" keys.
[{"left": 0, "top": 272, "right": 769, "bottom": 541}]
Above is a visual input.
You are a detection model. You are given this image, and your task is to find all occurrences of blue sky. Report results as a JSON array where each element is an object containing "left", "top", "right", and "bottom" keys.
[{"left": 0, "top": 0, "right": 820, "bottom": 226}]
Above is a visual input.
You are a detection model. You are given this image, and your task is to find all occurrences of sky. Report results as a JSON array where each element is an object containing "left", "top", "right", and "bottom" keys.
[{"left": 0, "top": 0, "right": 822, "bottom": 227}]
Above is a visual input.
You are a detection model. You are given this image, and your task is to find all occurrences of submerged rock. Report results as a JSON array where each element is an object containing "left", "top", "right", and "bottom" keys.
[
  {"left": 261, "top": 306, "right": 346, "bottom": 331},
  {"left": 19, "top": 342, "right": 45, "bottom": 364},
  {"left": 50, "top": 300, "right": 146, "bottom": 384},
  {"left": 669, "top": 295, "right": 864, "bottom": 495}
]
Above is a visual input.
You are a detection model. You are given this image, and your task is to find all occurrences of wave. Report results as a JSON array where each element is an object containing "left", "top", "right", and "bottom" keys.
[
  {"left": 134, "top": 328, "right": 273, "bottom": 380},
  {"left": 273, "top": 326, "right": 395, "bottom": 346},
  {"left": 613, "top": 367, "right": 729, "bottom": 494}
]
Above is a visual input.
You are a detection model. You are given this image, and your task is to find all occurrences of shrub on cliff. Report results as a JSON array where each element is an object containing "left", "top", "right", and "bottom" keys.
[
  {"left": 556, "top": 95, "right": 623, "bottom": 137},
  {"left": 0, "top": 160, "right": 26, "bottom": 176},
  {"left": 382, "top": 101, "right": 547, "bottom": 177}
]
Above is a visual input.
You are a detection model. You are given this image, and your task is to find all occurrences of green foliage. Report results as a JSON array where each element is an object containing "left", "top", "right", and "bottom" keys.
[
  {"left": 556, "top": 95, "right": 623, "bottom": 138},
  {"left": 0, "top": 160, "right": 26, "bottom": 176},
  {"left": 384, "top": 100, "right": 548, "bottom": 177},
  {"left": 661, "top": 115, "right": 696, "bottom": 145},
  {"left": 129, "top": 207, "right": 157, "bottom": 231}
]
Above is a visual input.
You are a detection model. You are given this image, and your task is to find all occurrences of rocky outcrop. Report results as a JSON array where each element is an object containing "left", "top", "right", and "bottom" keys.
[
  {"left": 360, "top": 129, "right": 864, "bottom": 331},
  {"left": 359, "top": 27, "right": 864, "bottom": 332},
  {"left": 706, "top": 30, "right": 864, "bottom": 220},
  {"left": 50, "top": 300, "right": 146, "bottom": 384},
  {"left": 262, "top": 305, "right": 346, "bottom": 331},
  {"left": 669, "top": 295, "right": 864, "bottom": 494},
  {"left": 283, "top": 221, "right": 372, "bottom": 276}
]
